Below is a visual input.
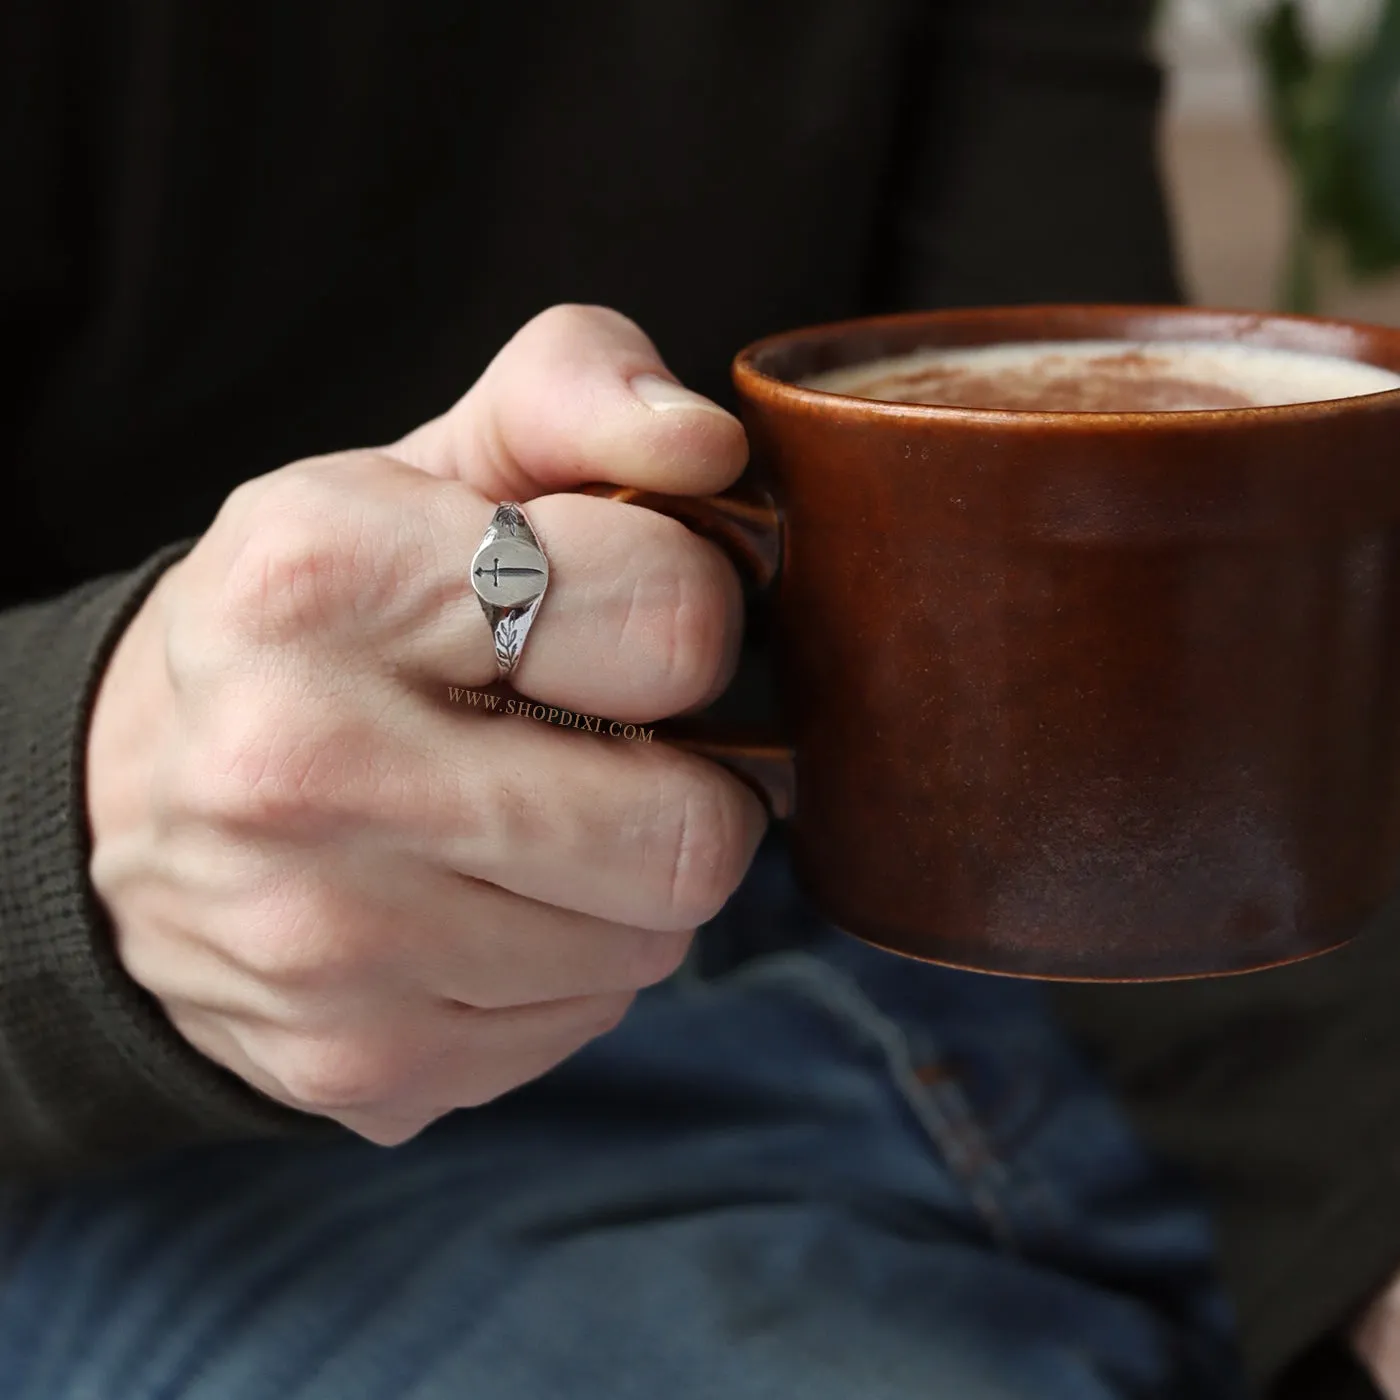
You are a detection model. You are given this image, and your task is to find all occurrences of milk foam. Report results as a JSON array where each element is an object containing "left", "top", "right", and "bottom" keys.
[{"left": 801, "top": 340, "right": 1400, "bottom": 411}]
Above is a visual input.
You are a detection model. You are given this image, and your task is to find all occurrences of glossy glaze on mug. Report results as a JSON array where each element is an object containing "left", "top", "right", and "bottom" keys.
[{"left": 728, "top": 306, "right": 1400, "bottom": 980}]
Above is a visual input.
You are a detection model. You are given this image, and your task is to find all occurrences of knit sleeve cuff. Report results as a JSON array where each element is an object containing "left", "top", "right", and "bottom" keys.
[{"left": 0, "top": 541, "right": 338, "bottom": 1179}]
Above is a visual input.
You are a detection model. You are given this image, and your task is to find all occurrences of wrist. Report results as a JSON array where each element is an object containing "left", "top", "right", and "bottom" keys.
[{"left": 85, "top": 561, "right": 179, "bottom": 923}]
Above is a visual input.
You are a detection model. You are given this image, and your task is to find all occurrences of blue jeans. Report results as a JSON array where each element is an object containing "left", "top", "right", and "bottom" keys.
[{"left": 0, "top": 838, "right": 1244, "bottom": 1399}]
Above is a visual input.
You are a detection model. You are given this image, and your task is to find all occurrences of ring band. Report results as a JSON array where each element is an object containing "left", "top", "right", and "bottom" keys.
[{"left": 470, "top": 502, "right": 549, "bottom": 677}]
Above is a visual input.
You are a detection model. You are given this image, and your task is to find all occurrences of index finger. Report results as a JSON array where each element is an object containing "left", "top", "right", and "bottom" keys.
[{"left": 389, "top": 304, "right": 749, "bottom": 500}]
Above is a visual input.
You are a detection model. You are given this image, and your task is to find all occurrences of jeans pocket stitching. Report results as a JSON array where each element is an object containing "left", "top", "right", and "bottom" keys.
[{"left": 719, "top": 953, "right": 1021, "bottom": 1250}]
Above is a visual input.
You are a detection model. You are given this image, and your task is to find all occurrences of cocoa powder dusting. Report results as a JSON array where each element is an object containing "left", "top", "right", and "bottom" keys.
[{"left": 857, "top": 349, "right": 1260, "bottom": 412}]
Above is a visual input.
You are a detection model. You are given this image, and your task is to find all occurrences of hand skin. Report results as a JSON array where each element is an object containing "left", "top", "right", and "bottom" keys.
[{"left": 84, "top": 305, "right": 768, "bottom": 1145}]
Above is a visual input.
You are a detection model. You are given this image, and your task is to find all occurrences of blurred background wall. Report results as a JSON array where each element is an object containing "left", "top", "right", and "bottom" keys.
[{"left": 1155, "top": 0, "right": 1400, "bottom": 322}]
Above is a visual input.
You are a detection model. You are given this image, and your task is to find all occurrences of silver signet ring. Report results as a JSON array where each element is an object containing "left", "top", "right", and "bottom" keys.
[{"left": 470, "top": 502, "right": 550, "bottom": 677}]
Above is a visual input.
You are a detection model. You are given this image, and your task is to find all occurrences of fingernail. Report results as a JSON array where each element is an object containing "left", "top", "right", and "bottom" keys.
[{"left": 631, "top": 373, "right": 730, "bottom": 416}]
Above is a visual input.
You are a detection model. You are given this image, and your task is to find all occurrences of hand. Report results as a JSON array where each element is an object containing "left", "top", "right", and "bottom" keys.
[{"left": 85, "top": 305, "right": 767, "bottom": 1145}]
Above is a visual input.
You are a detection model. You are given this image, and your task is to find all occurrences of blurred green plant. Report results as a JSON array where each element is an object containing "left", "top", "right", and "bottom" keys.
[{"left": 1252, "top": 0, "right": 1400, "bottom": 309}]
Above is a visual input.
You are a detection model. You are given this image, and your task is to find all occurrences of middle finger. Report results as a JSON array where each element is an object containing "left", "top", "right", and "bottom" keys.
[{"left": 381, "top": 465, "right": 746, "bottom": 720}]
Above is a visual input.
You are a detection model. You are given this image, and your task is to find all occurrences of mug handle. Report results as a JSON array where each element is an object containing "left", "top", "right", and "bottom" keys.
[{"left": 573, "top": 478, "right": 797, "bottom": 819}]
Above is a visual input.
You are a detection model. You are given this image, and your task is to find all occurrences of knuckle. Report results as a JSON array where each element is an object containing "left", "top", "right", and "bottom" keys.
[
  {"left": 279, "top": 1035, "right": 409, "bottom": 1113},
  {"left": 183, "top": 689, "right": 380, "bottom": 834},
  {"left": 218, "top": 477, "right": 347, "bottom": 642},
  {"left": 234, "top": 887, "right": 369, "bottom": 989},
  {"left": 661, "top": 773, "right": 756, "bottom": 928},
  {"left": 624, "top": 930, "right": 693, "bottom": 990},
  {"left": 344, "top": 1114, "right": 438, "bottom": 1148},
  {"left": 628, "top": 526, "right": 736, "bottom": 707},
  {"left": 526, "top": 302, "right": 639, "bottom": 350},
  {"left": 587, "top": 991, "right": 635, "bottom": 1038},
  {"left": 214, "top": 467, "right": 389, "bottom": 644}
]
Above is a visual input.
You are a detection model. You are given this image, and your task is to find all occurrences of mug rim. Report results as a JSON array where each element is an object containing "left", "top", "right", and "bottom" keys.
[{"left": 731, "top": 303, "right": 1400, "bottom": 429}]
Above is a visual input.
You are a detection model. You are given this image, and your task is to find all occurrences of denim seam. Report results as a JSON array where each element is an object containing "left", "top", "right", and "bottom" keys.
[{"left": 717, "top": 952, "right": 1019, "bottom": 1251}]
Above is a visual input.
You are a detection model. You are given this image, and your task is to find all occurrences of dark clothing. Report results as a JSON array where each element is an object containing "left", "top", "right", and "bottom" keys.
[
  {"left": 1057, "top": 898, "right": 1400, "bottom": 1393},
  {"left": 0, "top": 0, "right": 1387, "bottom": 1393}
]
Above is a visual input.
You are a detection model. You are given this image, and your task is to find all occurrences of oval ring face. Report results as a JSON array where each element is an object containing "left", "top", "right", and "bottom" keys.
[{"left": 471, "top": 532, "right": 549, "bottom": 609}]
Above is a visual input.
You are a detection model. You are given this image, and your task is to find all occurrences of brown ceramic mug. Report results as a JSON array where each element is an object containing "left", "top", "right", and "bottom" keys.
[{"left": 580, "top": 304, "right": 1400, "bottom": 982}]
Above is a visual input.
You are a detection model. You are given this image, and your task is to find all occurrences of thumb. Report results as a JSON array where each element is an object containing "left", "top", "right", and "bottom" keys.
[{"left": 389, "top": 304, "right": 749, "bottom": 501}]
